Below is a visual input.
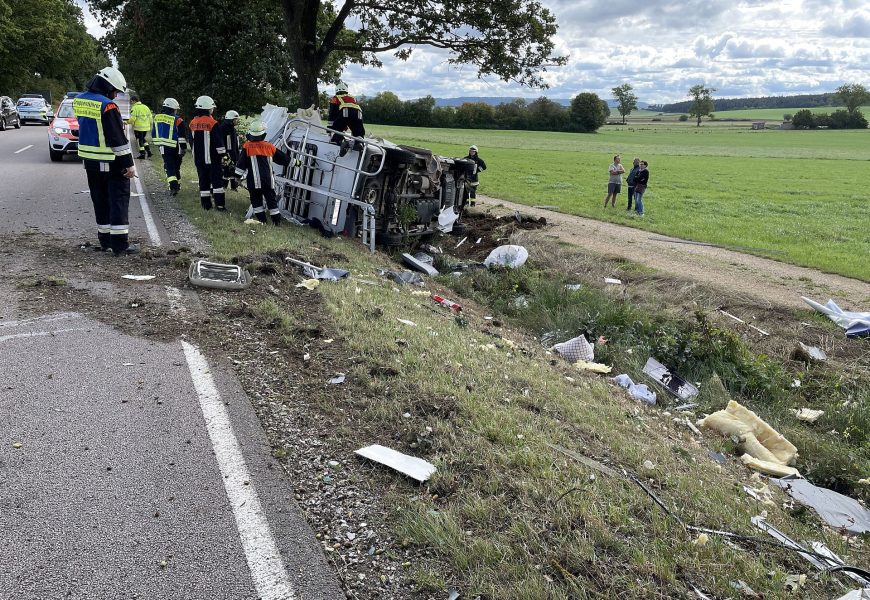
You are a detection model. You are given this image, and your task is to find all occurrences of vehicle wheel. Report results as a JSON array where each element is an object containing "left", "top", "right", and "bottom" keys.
[
  {"left": 450, "top": 222, "right": 467, "bottom": 236},
  {"left": 13, "top": 118, "right": 20, "bottom": 129},
  {"left": 0, "top": 118, "right": 6, "bottom": 131},
  {"left": 49, "top": 148, "right": 63, "bottom": 162}
]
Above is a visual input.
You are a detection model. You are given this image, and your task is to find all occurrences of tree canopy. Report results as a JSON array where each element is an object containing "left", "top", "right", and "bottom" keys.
[
  {"left": 612, "top": 83, "right": 638, "bottom": 124},
  {"left": 687, "top": 84, "right": 715, "bottom": 126},
  {"left": 0, "top": 0, "right": 108, "bottom": 99},
  {"left": 834, "top": 83, "right": 869, "bottom": 115},
  {"left": 569, "top": 92, "right": 608, "bottom": 133},
  {"left": 89, "top": 0, "right": 294, "bottom": 115}
]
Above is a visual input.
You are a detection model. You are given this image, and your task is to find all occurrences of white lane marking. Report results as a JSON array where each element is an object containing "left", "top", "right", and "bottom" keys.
[
  {"left": 0, "top": 327, "right": 88, "bottom": 344},
  {"left": 0, "top": 312, "right": 84, "bottom": 329},
  {"left": 181, "top": 341, "right": 296, "bottom": 600},
  {"left": 13, "top": 145, "right": 33, "bottom": 154},
  {"left": 128, "top": 125, "right": 162, "bottom": 247}
]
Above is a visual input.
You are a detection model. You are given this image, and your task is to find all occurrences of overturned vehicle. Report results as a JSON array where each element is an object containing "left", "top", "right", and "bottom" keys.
[{"left": 257, "top": 105, "right": 474, "bottom": 250}]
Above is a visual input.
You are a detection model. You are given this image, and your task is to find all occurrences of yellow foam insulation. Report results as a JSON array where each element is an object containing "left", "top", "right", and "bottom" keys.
[{"left": 700, "top": 400, "right": 800, "bottom": 475}]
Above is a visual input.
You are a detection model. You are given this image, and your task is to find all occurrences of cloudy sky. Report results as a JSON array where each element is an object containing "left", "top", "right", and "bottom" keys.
[{"left": 80, "top": 0, "right": 870, "bottom": 104}]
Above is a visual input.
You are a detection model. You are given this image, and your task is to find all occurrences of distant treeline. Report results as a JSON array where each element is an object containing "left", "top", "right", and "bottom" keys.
[
  {"left": 654, "top": 93, "right": 837, "bottom": 113},
  {"left": 359, "top": 91, "right": 609, "bottom": 132}
]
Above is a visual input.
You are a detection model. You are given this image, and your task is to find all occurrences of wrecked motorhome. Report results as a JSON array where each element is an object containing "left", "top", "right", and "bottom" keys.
[{"left": 257, "top": 105, "right": 474, "bottom": 250}]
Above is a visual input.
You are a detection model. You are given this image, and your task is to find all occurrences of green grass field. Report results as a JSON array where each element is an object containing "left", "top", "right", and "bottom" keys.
[{"left": 368, "top": 123, "right": 870, "bottom": 281}]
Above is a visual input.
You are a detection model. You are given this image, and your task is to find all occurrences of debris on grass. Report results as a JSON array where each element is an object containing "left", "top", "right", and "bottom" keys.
[
  {"left": 378, "top": 269, "right": 424, "bottom": 286},
  {"left": 802, "top": 297, "right": 870, "bottom": 338},
  {"left": 718, "top": 308, "right": 770, "bottom": 336},
  {"left": 189, "top": 260, "right": 252, "bottom": 290},
  {"left": 793, "top": 341, "right": 828, "bottom": 363},
  {"left": 431, "top": 294, "right": 462, "bottom": 312},
  {"left": 327, "top": 373, "right": 346, "bottom": 385},
  {"left": 642, "top": 357, "right": 699, "bottom": 401},
  {"left": 121, "top": 274, "right": 156, "bottom": 281},
  {"left": 295, "top": 278, "right": 320, "bottom": 290},
  {"left": 604, "top": 277, "right": 623, "bottom": 285},
  {"left": 574, "top": 360, "right": 612, "bottom": 374},
  {"left": 771, "top": 477, "right": 870, "bottom": 534},
  {"left": 552, "top": 334, "right": 595, "bottom": 363},
  {"left": 397, "top": 318, "right": 417, "bottom": 327},
  {"left": 793, "top": 408, "right": 824, "bottom": 423},
  {"left": 611, "top": 374, "right": 657, "bottom": 405},
  {"left": 700, "top": 400, "right": 800, "bottom": 477},
  {"left": 483, "top": 245, "right": 528, "bottom": 269},
  {"left": 402, "top": 252, "right": 439, "bottom": 277},
  {"left": 355, "top": 444, "right": 436, "bottom": 483}
]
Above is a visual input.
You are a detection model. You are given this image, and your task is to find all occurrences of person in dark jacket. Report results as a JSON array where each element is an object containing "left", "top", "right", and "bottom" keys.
[
  {"left": 215, "top": 110, "right": 241, "bottom": 191},
  {"left": 234, "top": 119, "right": 290, "bottom": 225},
  {"left": 151, "top": 97, "right": 188, "bottom": 196},
  {"left": 327, "top": 81, "right": 365, "bottom": 153},
  {"left": 625, "top": 157, "right": 640, "bottom": 211},
  {"left": 464, "top": 145, "right": 486, "bottom": 206},
  {"left": 72, "top": 66, "right": 138, "bottom": 256},
  {"left": 188, "top": 95, "right": 227, "bottom": 210},
  {"left": 633, "top": 160, "right": 650, "bottom": 216}
]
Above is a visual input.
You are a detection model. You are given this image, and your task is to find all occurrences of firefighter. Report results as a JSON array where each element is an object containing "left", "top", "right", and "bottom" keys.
[
  {"left": 127, "top": 95, "right": 153, "bottom": 158},
  {"left": 327, "top": 81, "right": 365, "bottom": 154},
  {"left": 215, "top": 109, "right": 241, "bottom": 191},
  {"left": 464, "top": 144, "right": 486, "bottom": 207},
  {"left": 73, "top": 66, "right": 138, "bottom": 256},
  {"left": 151, "top": 98, "right": 188, "bottom": 196},
  {"left": 189, "top": 95, "right": 227, "bottom": 210},
  {"left": 234, "top": 119, "right": 290, "bottom": 225}
]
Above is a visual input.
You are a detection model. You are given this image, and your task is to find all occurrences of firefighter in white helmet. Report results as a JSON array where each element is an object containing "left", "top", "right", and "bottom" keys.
[
  {"left": 327, "top": 81, "right": 365, "bottom": 154},
  {"left": 215, "top": 109, "right": 241, "bottom": 191},
  {"left": 72, "top": 66, "right": 139, "bottom": 255},
  {"left": 234, "top": 119, "right": 291, "bottom": 225},
  {"left": 189, "top": 95, "right": 228, "bottom": 210},
  {"left": 151, "top": 97, "right": 188, "bottom": 196},
  {"left": 464, "top": 144, "right": 486, "bottom": 207}
]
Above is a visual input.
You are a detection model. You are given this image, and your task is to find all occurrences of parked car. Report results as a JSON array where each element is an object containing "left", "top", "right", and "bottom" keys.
[
  {"left": 17, "top": 97, "right": 53, "bottom": 125},
  {"left": 65, "top": 91, "right": 82, "bottom": 99},
  {"left": 0, "top": 96, "right": 21, "bottom": 130},
  {"left": 48, "top": 100, "right": 78, "bottom": 161}
]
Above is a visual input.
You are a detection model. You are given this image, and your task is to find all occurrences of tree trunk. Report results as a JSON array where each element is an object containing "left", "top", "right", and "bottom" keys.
[
  {"left": 282, "top": 0, "right": 323, "bottom": 108},
  {"left": 696, "top": 115, "right": 701, "bottom": 127},
  {"left": 296, "top": 59, "right": 320, "bottom": 108}
]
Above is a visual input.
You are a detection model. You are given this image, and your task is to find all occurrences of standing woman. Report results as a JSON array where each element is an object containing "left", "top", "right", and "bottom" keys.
[{"left": 633, "top": 160, "right": 649, "bottom": 217}]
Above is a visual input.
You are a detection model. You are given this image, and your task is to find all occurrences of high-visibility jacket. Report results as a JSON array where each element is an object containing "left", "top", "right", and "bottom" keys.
[
  {"left": 234, "top": 139, "right": 290, "bottom": 190},
  {"left": 189, "top": 114, "right": 226, "bottom": 166},
  {"left": 327, "top": 94, "right": 362, "bottom": 127},
  {"left": 151, "top": 110, "right": 188, "bottom": 149},
  {"left": 73, "top": 91, "right": 134, "bottom": 172},
  {"left": 128, "top": 102, "right": 152, "bottom": 132}
]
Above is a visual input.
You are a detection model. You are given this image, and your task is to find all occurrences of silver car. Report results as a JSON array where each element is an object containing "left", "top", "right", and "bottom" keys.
[{"left": 16, "top": 97, "right": 54, "bottom": 125}]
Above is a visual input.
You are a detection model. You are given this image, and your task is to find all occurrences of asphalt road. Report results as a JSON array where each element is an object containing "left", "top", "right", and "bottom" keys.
[{"left": 0, "top": 125, "right": 343, "bottom": 599}]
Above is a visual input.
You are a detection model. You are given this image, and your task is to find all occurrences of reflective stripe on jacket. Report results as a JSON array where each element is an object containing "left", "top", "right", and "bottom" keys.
[
  {"left": 234, "top": 140, "right": 290, "bottom": 190},
  {"left": 189, "top": 115, "right": 221, "bottom": 166},
  {"left": 73, "top": 92, "right": 132, "bottom": 167},
  {"left": 128, "top": 102, "right": 152, "bottom": 131}
]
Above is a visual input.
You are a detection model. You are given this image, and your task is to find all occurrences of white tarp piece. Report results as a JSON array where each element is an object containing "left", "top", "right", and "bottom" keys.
[
  {"left": 611, "top": 374, "right": 657, "bottom": 405},
  {"left": 552, "top": 334, "right": 594, "bottom": 363},
  {"left": 642, "top": 357, "right": 699, "bottom": 401},
  {"left": 483, "top": 245, "right": 529, "bottom": 269},
  {"left": 259, "top": 104, "right": 289, "bottom": 142},
  {"left": 437, "top": 207, "right": 460, "bottom": 233},
  {"left": 771, "top": 477, "right": 870, "bottom": 534},
  {"left": 802, "top": 297, "right": 870, "bottom": 338},
  {"left": 355, "top": 444, "right": 436, "bottom": 483}
]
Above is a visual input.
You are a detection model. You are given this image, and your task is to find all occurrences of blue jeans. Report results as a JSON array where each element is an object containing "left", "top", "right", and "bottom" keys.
[{"left": 634, "top": 191, "right": 644, "bottom": 214}]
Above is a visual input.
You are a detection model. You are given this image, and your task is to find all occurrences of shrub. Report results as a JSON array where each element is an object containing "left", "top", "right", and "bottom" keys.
[
  {"left": 678, "top": 114, "right": 688, "bottom": 122},
  {"left": 791, "top": 109, "right": 815, "bottom": 129},
  {"left": 783, "top": 113, "right": 793, "bottom": 122}
]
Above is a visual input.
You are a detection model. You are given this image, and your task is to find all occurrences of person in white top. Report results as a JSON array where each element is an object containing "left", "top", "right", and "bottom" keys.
[{"left": 603, "top": 154, "right": 625, "bottom": 208}]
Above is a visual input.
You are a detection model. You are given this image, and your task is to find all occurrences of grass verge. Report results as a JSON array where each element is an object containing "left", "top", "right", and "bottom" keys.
[{"left": 156, "top": 156, "right": 869, "bottom": 598}]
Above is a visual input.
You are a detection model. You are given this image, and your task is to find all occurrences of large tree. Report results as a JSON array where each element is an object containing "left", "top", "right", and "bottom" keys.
[
  {"left": 834, "top": 83, "right": 869, "bottom": 115},
  {"left": 0, "top": 0, "right": 108, "bottom": 98},
  {"left": 687, "top": 84, "right": 715, "bottom": 127},
  {"left": 611, "top": 83, "right": 638, "bottom": 124},
  {"left": 568, "top": 92, "right": 607, "bottom": 133},
  {"left": 91, "top": 0, "right": 294, "bottom": 115},
  {"left": 278, "top": 0, "right": 565, "bottom": 106}
]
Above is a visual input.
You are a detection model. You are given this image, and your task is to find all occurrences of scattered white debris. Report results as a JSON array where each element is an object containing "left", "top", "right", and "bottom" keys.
[
  {"left": 122, "top": 275, "right": 155, "bottom": 281},
  {"left": 355, "top": 444, "right": 437, "bottom": 483}
]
